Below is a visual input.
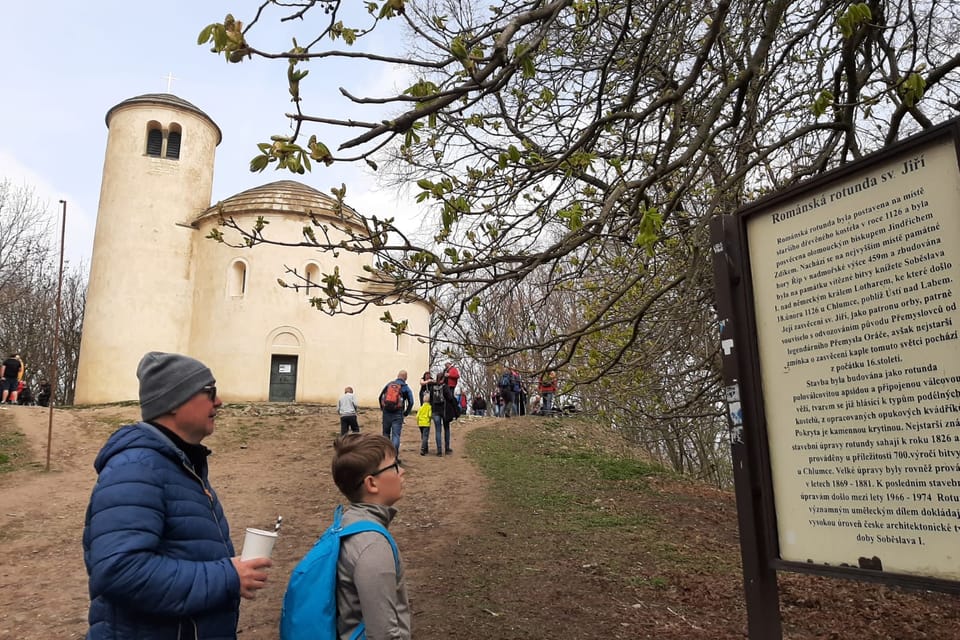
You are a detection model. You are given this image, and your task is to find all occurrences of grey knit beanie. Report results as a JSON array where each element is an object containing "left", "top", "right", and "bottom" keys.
[{"left": 137, "top": 351, "right": 216, "bottom": 421}]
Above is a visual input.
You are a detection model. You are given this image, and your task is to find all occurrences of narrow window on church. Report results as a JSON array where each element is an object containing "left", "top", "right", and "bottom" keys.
[
  {"left": 146, "top": 126, "right": 163, "bottom": 157},
  {"left": 395, "top": 331, "right": 409, "bottom": 353},
  {"left": 166, "top": 124, "right": 182, "bottom": 160},
  {"left": 304, "top": 263, "right": 321, "bottom": 295},
  {"left": 229, "top": 260, "right": 247, "bottom": 297}
]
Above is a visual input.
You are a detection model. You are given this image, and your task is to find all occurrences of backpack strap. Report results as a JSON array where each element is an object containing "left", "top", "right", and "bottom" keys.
[
  {"left": 335, "top": 513, "right": 401, "bottom": 640},
  {"left": 338, "top": 520, "right": 401, "bottom": 575}
]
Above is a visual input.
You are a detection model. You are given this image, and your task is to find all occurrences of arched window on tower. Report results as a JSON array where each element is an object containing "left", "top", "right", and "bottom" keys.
[
  {"left": 304, "top": 262, "right": 321, "bottom": 296},
  {"left": 166, "top": 123, "right": 182, "bottom": 159},
  {"left": 146, "top": 123, "right": 163, "bottom": 157},
  {"left": 228, "top": 259, "right": 247, "bottom": 297}
]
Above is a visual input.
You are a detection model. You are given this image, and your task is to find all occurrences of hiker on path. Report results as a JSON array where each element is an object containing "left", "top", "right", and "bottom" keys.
[
  {"left": 440, "top": 361, "right": 460, "bottom": 390},
  {"left": 378, "top": 370, "right": 414, "bottom": 458},
  {"left": 338, "top": 386, "right": 361, "bottom": 435},
  {"left": 471, "top": 394, "right": 487, "bottom": 416},
  {"left": 538, "top": 371, "right": 558, "bottom": 415},
  {"left": 498, "top": 368, "right": 517, "bottom": 418},
  {"left": 417, "top": 398, "right": 434, "bottom": 455},
  {"left": 491, "top": 388, "right": 503, "bottom": 417},
  {"left": 418, "top": 370, "right": 433, "bottom": 405},
  {"left": 430, "top": 374, "right": 457, "bottom": 455},
  {"left": 0, "top": 353, "right": 22, "bottom": 404},
  {"left": 82, "top": 351, "right": 271, "bottom": 639}
]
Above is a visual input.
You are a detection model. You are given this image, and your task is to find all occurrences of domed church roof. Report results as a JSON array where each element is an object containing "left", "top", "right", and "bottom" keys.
[
  {"left": 106, "top": 93, "right": 222, "bottom": 143},
  {"left": 199, "top": 180, "right": 363, "bottom": 226}
]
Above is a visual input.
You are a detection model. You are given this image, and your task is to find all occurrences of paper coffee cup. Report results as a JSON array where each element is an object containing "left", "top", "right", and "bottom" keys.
[{"left": 240, "top": 527, "right": 278, "bottom": 560}]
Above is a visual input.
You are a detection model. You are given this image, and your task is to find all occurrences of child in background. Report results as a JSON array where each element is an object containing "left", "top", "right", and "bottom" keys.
[{"left": 417, "top": 401, "right": 433, "bottom": 455}]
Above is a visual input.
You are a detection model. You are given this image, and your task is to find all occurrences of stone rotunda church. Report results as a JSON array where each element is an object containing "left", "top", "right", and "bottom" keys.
[{"left": 74, "top": 93, "right": 431, "bottom": 406}]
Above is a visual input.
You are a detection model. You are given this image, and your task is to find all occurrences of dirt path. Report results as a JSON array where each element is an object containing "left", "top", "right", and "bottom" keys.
[{"left": 0, "top": 404, "right": 491, "bottom": 639}]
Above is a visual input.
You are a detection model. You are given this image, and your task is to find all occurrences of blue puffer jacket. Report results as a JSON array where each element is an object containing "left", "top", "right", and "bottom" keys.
[{"left": 83, "top": 422, "right": 241, "bottom": 639}]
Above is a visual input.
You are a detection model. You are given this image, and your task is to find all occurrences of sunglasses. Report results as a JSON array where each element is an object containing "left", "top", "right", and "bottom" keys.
[
  {"left": 201, "top": 385, "right": 217, "bottom": 401},
  {"left": 354, "top": 459, "right": 401, "bottom": 488}
]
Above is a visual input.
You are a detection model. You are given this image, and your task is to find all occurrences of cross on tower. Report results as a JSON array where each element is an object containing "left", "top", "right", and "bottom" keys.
[{"left": 162, "top": 72, "right": 178, "bottom": 93}]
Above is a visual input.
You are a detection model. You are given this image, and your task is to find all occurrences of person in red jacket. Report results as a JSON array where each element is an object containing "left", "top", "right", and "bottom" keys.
[
  {"left": 538, "top": 371, "right": 558, "bottom": 415},
  {"left": 441, "top": 362, "right": 460, "bottom": 389}
]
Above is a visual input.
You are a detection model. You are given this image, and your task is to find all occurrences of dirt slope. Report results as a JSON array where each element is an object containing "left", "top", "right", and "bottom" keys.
[
  {"left": 2, "top": 404, "right": 959, "bottom": 639},
  {"left": 0, "top": 403, "right": 489, "bottom": 639}
]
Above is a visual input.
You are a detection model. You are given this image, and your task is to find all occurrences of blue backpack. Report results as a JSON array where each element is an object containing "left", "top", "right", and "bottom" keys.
[{"left": 279, "top": 505, "right": 399, "bottom": 640}]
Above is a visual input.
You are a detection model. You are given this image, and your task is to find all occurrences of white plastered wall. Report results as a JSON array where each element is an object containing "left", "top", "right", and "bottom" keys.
[{"left": 188, "top": 212, "right": 430, "bottom": 406}]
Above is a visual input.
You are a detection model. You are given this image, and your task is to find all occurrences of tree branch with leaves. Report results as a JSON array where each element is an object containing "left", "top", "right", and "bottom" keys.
[{"left": 199, "top": 0, "right": 960, "bottom": 478}]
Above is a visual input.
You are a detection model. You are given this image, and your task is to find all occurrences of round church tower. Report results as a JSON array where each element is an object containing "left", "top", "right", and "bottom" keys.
[{"left": 74, "top": 94, "right": 221, "bottom": 405}]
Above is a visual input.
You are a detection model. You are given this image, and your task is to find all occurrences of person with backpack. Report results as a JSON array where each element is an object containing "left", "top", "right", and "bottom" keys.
[
  {"left": 378, "top": 370, "right": 414, "bottom": 459},
  {"left": 430, "top": 375, "right": 456, "bottom": 455},
  {"left": 538, "top": 371, "right": 558, "bottom": 416},
  {"left": 511, "top": 369, "right": 524, "bottom": 416},
  {"left": 498, "top": 368, "right": 516, "bottom": 418},
  {"left": 279, "top": 433, "right": 410, "bottom": 640}
]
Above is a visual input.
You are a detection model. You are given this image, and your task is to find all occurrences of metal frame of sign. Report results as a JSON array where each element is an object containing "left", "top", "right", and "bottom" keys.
[{"left": 711, "top": 119, "right": 960, "bottom": 637}]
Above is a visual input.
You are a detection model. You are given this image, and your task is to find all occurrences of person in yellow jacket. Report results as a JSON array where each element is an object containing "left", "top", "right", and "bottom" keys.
[{"left": 417, "top": 401, "right": 433, "bottom": 456}]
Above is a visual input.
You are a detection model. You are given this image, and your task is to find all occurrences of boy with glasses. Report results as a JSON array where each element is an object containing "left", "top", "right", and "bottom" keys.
[
  {"left": 83, "top": 351, "right": 271, "bottom": 639},
  {"left": 331, "top": 433, "right": 411, "bottom": 640}
]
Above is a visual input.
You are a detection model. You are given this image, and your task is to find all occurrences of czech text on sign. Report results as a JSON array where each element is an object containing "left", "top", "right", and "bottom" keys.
[{"left": 747, "top": 136, "right": 960, "bottom": 580}]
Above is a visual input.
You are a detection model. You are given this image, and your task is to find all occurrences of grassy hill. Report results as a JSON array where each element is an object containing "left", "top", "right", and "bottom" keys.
[{"left": 425, "top": 415, "right": 960, "bottom": 639}]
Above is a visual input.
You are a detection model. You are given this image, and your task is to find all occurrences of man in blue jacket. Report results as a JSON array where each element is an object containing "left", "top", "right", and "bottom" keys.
[
  {"left": 82, "top": 352, "right": 272, "bottom": 639},
  {"left": 378, "top": 369, "right": 414, "bottom": 460}
]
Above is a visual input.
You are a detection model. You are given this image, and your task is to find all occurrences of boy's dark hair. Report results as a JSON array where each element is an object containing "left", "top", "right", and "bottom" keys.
[{"left": 332, "top": 433, "right": 396, "bottom": 502}]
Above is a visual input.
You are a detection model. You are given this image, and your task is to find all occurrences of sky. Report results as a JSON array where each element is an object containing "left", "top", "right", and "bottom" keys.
[{"left": 1, "top": 1, "right": 424, "bottom": 267}]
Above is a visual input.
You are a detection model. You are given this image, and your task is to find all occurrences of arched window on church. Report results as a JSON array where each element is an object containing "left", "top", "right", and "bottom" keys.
[
  {"left": 166, "top": 123, "right": 182, "bottom": 160},
  {"left": 228, "top": 259, "right": 247, "bottom": 297},
  {"left": 304, "top": 262, "right": 321, "bottom": 296},
  {"left": 146, "top": 123, "right": 163, "bottom": 157}
]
